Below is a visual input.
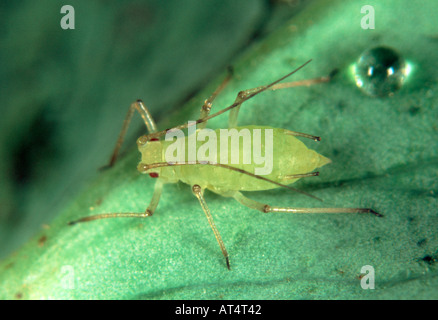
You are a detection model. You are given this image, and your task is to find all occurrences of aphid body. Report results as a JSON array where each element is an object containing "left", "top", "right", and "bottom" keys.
[{"left": 138, "top": 126, "right": 331, "bottom": 193}]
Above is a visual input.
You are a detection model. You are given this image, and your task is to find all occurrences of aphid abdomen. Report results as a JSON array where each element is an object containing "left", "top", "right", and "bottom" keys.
[{"left": 171, "top": 126, "right": 330, "bottom": 193}]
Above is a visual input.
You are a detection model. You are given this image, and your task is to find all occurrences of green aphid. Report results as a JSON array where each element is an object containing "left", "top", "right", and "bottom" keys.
[{"left": 69, "top": 61, "right": 381, "bottom": 270}]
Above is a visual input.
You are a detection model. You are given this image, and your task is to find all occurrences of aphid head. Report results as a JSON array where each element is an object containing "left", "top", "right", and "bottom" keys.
[{"left": 137, "top": 136, "right": 162, "bottom": 177}]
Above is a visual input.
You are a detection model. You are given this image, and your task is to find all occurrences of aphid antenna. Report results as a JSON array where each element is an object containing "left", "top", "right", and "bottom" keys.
[
  {"left": 145, "top": 59, "right": 314, "bottom": 141},
  {"left": 139, "top": 161, "right": 323, "bottom": 202}
]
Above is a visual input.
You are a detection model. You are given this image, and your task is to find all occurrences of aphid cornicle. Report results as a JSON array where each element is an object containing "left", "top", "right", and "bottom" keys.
[{"left": 69, "top": 60, "right": 381, "bottom": 270}]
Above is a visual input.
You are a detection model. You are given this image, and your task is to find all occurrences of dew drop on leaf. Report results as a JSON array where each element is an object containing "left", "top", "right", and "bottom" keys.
[{"left": 353, "top": 46, "right": 409, "bottom": 97}]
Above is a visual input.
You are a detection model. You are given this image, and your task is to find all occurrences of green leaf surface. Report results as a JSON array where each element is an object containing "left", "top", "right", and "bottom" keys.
[{"left": 1, "top": 0, "right": 437, "bottom": 299}]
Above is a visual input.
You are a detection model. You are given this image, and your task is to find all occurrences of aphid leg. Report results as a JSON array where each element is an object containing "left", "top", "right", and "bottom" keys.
[
  {"left": 284, "top": 129, "right": 321, "bottom": 142},
  {"left": 192, "top": 184, "right": 230, "bottom": 270},
  {"left": 68, "top": 180, "right": 164, "bottom": 225},
  {"left": 228, "top": 72, "right": 333, "bottom": 128},
  {"left": 229, "top": 191, "right": 383, "bottom": 217},
  {"left": 108, "top": 100, "right": 158, "bottom": 167},
  {"left": 198, "top": 68, "right": 233, "bottom": 130}
]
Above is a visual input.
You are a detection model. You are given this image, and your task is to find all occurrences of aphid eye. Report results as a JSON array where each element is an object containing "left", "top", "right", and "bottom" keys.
[
  {"left": 150, "top": 138, "right": 159, "bottom": 142},
  {"left": 149, "top": 172, "right": 159, "bottom": 178}
]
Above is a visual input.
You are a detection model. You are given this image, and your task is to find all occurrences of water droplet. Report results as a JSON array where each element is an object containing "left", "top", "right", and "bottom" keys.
[{"left": 353, "top": 46, "right": 408, "bottom": 97}]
